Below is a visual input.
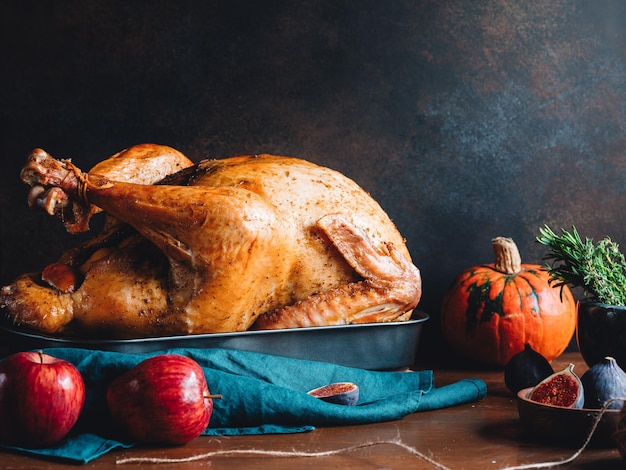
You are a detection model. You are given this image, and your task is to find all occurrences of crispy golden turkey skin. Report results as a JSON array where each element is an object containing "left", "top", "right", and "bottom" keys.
[{"left": 1, "top": 144, "right": 421, "bottom": 338}]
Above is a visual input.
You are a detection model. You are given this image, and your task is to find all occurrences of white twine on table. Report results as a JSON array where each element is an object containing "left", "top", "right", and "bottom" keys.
[
  {"left": 116, "top": 437, "right": 451, "bottom": 468},
  {"left": 116, "top": 429, "right": 452, "bottom": 469},
  {"left": 500, "top": 398, "right": 618, "bottom": 470},
  {"left": 116, "top": 400, "right": 626, "bottom": 469}
]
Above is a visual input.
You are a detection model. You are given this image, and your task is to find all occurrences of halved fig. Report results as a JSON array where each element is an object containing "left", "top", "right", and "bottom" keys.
[
  {"left": 529, "top": 363, "right": 584, "bottom": 408},
  {"left": 307, "top": 382, "right": 359, "bottom": 406}
]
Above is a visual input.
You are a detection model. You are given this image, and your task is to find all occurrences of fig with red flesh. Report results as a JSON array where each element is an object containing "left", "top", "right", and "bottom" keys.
[
  {"left": 307, "top": 382, "right": 359, "bottom": 406},
  {"left": 581, "top": 356, "right": 626, "bottom": 410},
  {"left": 529, "top": 363, "right": 584, "bottom": 408},
  {"left": 504, "top": 343, "right": 554, "bottom": 393}
]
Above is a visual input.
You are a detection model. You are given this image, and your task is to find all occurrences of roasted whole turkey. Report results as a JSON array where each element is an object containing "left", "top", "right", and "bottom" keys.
[{"left": 1, "top": 144, "right": 421, "bottom": 338}]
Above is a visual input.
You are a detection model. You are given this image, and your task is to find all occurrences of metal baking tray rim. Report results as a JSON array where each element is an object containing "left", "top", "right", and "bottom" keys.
[{"left": 0, "top": 311, "right": 429, "bottom": 370}]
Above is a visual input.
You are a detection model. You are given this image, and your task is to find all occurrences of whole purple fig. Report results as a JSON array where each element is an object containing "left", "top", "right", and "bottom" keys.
[
  {"left": 504, "top": 343, "right": 554, "bottom": 393},
  {"left": 581, "top": 356, "right": 626, "bottom": 410}
]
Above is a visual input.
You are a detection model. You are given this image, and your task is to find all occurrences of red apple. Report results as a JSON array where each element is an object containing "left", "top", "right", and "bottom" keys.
[
  {"left": 0, "top": 351, "right": 86, "bottom": 448},
  {"left": 106, "top": 354, "right": 215, "bottom": 445}
]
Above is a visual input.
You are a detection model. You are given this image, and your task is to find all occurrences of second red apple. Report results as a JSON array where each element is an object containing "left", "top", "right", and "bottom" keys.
[{"left": 106, "top": 354, "right": 214, "bottom": 445}]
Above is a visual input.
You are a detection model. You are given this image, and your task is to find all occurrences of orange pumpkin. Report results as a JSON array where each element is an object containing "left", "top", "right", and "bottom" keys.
[{"left": 440, "top": 237, "right": 576, "bottom": 367}]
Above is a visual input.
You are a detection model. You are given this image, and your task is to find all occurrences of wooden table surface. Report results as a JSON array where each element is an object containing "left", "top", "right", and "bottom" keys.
[{"left": 0, "top": 351, "right": 623, "bottom": 469}]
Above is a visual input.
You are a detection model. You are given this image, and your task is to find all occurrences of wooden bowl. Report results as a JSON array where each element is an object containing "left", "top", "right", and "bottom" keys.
[{"left": 517, "top": 387, "right": 621, "bottom": 448}]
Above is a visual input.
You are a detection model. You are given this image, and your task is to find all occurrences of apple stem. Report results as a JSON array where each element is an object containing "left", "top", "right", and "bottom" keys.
[
  {"left": 206, "top": 394, "right": 223, "bottom": 400},
  {"left": 37, "top": 350, "right": 44, "bottom": 364}
]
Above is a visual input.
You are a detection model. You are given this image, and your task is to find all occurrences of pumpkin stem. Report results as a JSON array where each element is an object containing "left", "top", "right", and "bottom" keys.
[{"left": 492, "top": 237, "right": 522, "bottom": 274}]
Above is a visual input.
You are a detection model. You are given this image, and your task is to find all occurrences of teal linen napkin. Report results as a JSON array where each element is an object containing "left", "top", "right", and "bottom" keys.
[{"left": 0, "top": 347, "right": 486, "bottom": 463}]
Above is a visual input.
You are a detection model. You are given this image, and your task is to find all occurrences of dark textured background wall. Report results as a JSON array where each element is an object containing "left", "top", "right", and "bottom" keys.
[{"left": 2, "top": 1, "right": 626, "bottom": 356}]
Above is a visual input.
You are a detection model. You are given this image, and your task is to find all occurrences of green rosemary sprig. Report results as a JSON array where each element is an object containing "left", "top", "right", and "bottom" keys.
[{"left": 536, "top": 225, "right": 626, "bottom": 306}]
